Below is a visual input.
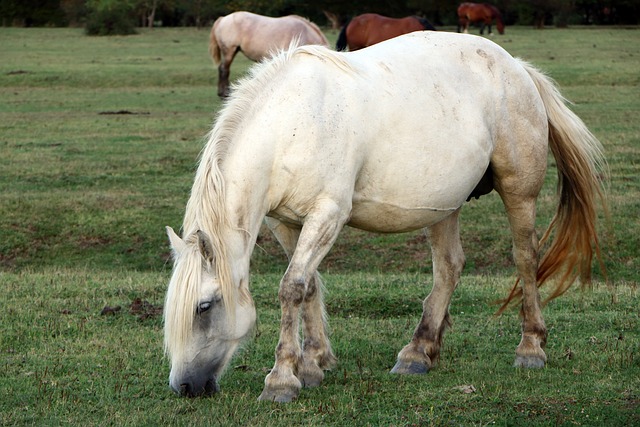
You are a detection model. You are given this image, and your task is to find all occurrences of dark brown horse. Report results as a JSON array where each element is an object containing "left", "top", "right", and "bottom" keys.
[
  {"left": 457, "top": 2, "right": 505, "bottom": 35},
  {"left": 336, "top": 13, "right": 435, "bottom": 51}
]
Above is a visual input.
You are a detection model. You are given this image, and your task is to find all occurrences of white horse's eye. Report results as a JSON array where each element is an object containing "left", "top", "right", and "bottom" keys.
[{"left": 197, "top": 301, "right": 212, "bottom": 314}]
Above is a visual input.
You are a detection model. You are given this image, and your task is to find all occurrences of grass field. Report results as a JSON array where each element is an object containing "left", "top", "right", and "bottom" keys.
[{"left": 0, "top": 26, "right": 638, "bottom": 425}]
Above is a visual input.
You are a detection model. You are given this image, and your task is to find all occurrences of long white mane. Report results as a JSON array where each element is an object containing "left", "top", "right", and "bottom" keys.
[
  {"left": 164, "top": 233, "right": 205, "bottom": 357},
  {"left": 164, "top": 44, "right": 355, "bottom": 358},
  {"left": 228, "top": 42, "right": 356, "bottom": 104}
]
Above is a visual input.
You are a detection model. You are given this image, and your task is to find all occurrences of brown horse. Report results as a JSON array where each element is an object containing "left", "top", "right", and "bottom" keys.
[
  {"left": 457, "top": 2, "right": 505, "bottom": 35},
  {"left": 336, "top": 13, "right": 436, "bottom": 51},
  {"left": 209, "top": 11, "right": 329, "bottom": 98}
]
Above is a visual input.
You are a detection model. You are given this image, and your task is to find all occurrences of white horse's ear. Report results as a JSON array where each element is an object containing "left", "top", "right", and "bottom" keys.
[
  {"left": 166, "top": 226, "right": 186, "bottom": 257},
  {"left": 196, "top": 230, "right": 214, "bottom": 263}
]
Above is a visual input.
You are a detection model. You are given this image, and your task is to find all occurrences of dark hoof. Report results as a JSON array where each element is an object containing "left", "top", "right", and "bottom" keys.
[
  {"left": 390, "top": 360, "right": 429, "bottom": 375},
  {"left": 177, "top": 378, "right": 219, "bottom": 397},
  {"left": 300, "top": 374, "right": 323, "bottom": 388},
  {"left": 514, "top": 355, "right": 545, "bottom": 369}
]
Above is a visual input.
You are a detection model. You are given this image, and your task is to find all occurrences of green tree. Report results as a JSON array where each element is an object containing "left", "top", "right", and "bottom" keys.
[
  {"left": 85, "top": 0, "right": 137, "bottom": 35},
  {"left": 0, "top": 0, "right": 66, "bottom": 26}
]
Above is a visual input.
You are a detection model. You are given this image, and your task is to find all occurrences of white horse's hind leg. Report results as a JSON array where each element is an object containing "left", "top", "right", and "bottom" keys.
[
  {"left": 490, "top": 71, "right": 549, "bottom": 368},
  {"left": 391, "top": 209, "right": 464, "bottom": 374},
  {"left": 500, "top": 194, "right": 547, "bottom": 368},
  {"left": 259, "top": 203, "right": 348, "bottom": 402}
]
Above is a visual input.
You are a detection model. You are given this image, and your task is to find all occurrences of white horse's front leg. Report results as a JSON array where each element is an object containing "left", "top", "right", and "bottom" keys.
[
  {"left": 259, "top": 204, "right": 347, "bottom": 402},
  {"left": 262, "top": 219, "right": 337, "bottom": 391},
  {"left": 391, "top": 210, "right": 464, "bottom": 374},
  {"left": 299, "top": 273, "right": 337, "bottom": 387},
  {"left": 257, "top": 269, "right": 305, "bottom": 403}
]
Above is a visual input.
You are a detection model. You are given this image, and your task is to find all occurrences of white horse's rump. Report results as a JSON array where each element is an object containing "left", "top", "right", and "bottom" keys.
[{"left": 165, "top": 31, "right": 606, "bottom": 400}]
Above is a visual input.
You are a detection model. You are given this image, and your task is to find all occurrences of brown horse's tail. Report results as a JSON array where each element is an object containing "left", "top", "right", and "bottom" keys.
[
  {"left": 209, "top": 17, "right": 222, "bottom": 65},
  {"left": 336, "top": 17, "right": 351, "bottom": 51},
  {"left": 498, "top": 60, "right": 608, "bottom": 314}
]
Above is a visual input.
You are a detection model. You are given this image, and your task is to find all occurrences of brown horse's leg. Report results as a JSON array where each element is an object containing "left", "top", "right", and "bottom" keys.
[
  {"left": 497, "top": 185, "right": 547, "bottom": 368},
  {"left": 391, "top": 209, "right": 464, "bottom": 374},
  {"left": 259, "top": 202, "right": 348, "bottom": 402},
  {"left": 486, "top": 20, "right": 493, "bottom": 36},
  {"left": 462, "top": 18, "right": 470, "bottom": 33},
  {"left": 479, "top": 19, "right": 489, "bottom": 35}
]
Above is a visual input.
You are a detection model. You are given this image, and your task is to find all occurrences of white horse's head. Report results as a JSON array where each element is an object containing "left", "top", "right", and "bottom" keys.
[{"left": 164, "top": 226, "right": 256, "bottom": 397}]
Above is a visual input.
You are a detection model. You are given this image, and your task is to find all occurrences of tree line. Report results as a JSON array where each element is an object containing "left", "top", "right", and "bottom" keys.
[{"left": 2, "top": 0, "right": 637, "bottom": 33}]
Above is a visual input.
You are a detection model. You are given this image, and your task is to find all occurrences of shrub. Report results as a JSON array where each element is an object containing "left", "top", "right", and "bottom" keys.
[{"left": 85, "top": 0, "right": 136, "bottom": 36}]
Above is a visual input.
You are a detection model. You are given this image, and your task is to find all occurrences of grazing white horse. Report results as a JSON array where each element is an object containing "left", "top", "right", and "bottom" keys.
[{"left": 164, "top": 31, "right": 606, "bottom": 402}]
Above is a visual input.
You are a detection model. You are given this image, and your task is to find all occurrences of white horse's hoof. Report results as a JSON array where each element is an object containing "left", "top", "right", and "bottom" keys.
[
  {"left": 390, "top": 360, "right": 429, "bottom": 374},
  {"left": 258, "top": 386, "right": 299, "bottom": 403},
  {"left": 514, "top": 355, "right": 546, "bottom": 369}
]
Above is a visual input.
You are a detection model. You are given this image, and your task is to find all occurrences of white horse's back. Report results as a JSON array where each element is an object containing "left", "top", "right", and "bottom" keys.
[{"left": 224, "top": 32, "right": 546, "bottom": 232}]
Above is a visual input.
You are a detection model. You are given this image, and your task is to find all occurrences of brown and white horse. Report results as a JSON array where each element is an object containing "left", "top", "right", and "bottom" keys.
[
  {"left": 209, "top": 11, "right": 328, "bottom": 97},
  {"left": 165, "top": 32, "right": 606, "bottom": 401},
  {"left": 457, "top": 2, "right": 505, "bottom": 35}
]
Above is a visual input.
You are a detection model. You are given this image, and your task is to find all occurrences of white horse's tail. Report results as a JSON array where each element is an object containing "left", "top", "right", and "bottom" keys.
[
  {"left": 209, "top": 17, "right": 222, "bottom": 65},
  {"left": 499, "top": 60, "right": 608, "bottom": 312}
]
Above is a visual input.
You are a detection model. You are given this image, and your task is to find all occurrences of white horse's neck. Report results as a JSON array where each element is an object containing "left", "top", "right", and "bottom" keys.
[{"left": 190, "top": 135, "right": 274, "bottom": 281}]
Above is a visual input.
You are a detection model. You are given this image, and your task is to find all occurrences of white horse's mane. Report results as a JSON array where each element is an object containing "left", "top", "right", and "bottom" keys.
[
  {"left": 164, "top": 44, "right": 356, "bottom": 359},
  {"left": 164, "top": 232, "right": 204, "bottom": 357}
]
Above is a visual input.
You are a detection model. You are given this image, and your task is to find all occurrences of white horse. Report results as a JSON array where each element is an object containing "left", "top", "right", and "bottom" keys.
[{"left": 164, "top": 31, "right": 606, "bottom": 401}]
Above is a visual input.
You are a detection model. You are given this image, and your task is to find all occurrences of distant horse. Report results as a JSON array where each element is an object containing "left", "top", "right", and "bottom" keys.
[
  {"left": 457, "top": 2, "right": 505, "bottom": 35},
  {"left": 336, "top": 13, "right": 435, "bottom": 51},
  {"left": 209, "top": 11, "right": 328, "bottom": 97},
  {"left": 164, "top": 32, "right": 606, "bottom": 401}
]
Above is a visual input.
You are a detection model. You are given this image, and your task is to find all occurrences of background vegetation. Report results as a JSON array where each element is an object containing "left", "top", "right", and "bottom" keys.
[
  {"left": 1, "top": 0, "right": 639, "bottom": 30},
  {"left": 0, "top": 25, "right": 638, "bottom": 425}
]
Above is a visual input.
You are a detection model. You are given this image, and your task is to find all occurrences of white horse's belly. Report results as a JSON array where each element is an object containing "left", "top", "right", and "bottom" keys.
[
  {"left": 346, "top": 136, "right": 491, "bottom": 233},
  {"left": 348, "top": 198, "right": 456, "bottom": 232}
]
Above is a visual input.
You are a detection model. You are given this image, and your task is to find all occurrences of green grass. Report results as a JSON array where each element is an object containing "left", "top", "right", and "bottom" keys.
[
  {"left": 1, "top": 26, "right": 639, "bottom": 425},
  {"left": 1, "top": 270, "right": 637, "bottom": 425}
]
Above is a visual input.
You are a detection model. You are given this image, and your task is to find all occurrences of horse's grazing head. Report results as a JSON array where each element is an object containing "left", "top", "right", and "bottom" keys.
[{"left": 163, "top": 226, "right": 256, "bottom": 397}]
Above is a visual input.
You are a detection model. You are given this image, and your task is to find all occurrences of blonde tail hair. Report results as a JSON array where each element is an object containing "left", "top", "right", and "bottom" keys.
[{"left": 498, "top": 60, "right": 608, "bottom": 313}]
